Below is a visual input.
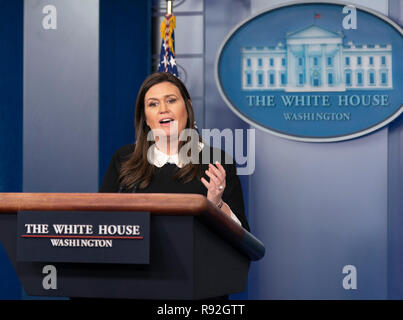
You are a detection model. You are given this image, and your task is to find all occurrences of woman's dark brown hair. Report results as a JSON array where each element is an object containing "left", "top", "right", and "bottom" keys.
[{"left": 119, "top": 72, "right": 202, "bottom": 190}]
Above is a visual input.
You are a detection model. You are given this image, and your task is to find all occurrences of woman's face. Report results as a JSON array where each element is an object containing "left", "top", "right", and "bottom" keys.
[{"left": 144, "top": 81, "right": 189, "bottom": 139}]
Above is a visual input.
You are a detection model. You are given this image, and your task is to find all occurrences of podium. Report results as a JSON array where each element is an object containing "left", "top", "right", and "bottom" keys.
[{"left": 0, "top": 193, "right": 265, "bottom": 299}]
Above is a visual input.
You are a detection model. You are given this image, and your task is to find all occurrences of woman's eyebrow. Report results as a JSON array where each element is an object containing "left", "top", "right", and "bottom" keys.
[{"left": 146, "top": 94, "right": 177, "bottom": 101}]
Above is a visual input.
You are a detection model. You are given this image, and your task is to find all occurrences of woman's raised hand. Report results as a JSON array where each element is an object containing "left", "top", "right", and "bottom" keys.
[{"left": 201, "top": 161, "right": 226, "bottom": 206}]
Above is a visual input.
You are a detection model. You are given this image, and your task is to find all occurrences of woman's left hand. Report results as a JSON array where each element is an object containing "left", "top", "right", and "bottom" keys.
[{"left": 201, "top": 161, "right": 226, "bottom": 206}]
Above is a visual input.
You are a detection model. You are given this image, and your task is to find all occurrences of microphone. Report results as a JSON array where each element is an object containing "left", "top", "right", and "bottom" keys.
[
  {"left": 132, "top": 182, "right": 139, "bottom": 193},
  {"left": 118, "top": 182, "right": 139, "bottom": 193}
]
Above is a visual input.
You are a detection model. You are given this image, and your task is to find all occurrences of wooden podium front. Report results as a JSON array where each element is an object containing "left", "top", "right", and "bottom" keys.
[{"left": 0, "top": 193, "right": 265, "bottom": 299}]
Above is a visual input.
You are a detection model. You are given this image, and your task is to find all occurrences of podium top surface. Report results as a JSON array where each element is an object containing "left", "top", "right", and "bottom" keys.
[
  {"left": 0, "top": 192, "right": 209, "bottom": 214},
  {"left": 0, "top": 193, "right": 265, "bottom": 261}
]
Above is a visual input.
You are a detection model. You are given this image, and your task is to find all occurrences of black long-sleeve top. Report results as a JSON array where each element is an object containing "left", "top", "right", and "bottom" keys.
[{"left": 99, "top": 144, "right": 249, "bottom": 231}]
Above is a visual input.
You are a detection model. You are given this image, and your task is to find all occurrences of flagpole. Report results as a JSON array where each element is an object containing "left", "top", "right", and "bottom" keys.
[
  {"left": 166, "top": 0, "right": 173, "bottom": 15},
  {"left": 163, "top": 1, "right": 173, "bottom": 73}
]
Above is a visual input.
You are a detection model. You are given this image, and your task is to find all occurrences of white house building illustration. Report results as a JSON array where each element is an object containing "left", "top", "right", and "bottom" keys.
[{"left": 241, "top": 25, "right": 393, "bottom": 91}]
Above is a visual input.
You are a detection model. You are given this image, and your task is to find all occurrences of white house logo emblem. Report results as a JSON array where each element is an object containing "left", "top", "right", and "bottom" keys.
[
  {"left": 216, "top": 2, "right": 402, "bottom": 142},
  {"left": 241, "top": 25, "right": 392, "bottom": 92}
]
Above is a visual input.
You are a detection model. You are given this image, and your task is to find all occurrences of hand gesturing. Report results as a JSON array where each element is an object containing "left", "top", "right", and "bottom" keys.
[{"left": 201, "top": 161, "right": 226, "bottom": 206}]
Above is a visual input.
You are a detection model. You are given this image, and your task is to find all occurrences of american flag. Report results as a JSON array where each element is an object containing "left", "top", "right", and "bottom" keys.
[{"left": 158, "top": 13, "right": 178, "bottom": 77}]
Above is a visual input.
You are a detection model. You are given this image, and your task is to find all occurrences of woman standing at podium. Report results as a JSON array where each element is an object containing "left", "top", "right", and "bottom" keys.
[{"left": 100, "top": 72, "right": 249, "bottom": 231}]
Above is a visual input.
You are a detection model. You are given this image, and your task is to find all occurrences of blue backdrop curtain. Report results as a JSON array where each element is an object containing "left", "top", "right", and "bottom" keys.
[
  {"left": 0, "top": 0, "right": 23, "bottom": 299},
  {"left": 99, "top": 0, "right": 152, "bottom": 186}
]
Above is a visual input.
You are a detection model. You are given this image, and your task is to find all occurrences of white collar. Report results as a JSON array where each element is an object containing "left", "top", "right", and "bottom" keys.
[{"left": 149, "top": 142, "right": 204, "bottom": 168}]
